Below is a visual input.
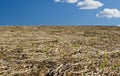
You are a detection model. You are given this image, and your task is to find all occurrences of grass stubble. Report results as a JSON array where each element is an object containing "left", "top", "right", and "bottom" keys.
[{"left": 0, "top": 26, "right": 120, "bottom": 76}]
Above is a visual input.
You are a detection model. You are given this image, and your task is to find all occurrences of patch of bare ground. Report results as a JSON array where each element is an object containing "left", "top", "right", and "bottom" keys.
[{"left": 0, "top": 26, "right": 120, "bottom": 76}]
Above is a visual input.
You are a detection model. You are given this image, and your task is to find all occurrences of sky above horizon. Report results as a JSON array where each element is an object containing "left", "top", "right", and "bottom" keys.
[{"left": 0, "top": 0, "right": 120, "bottom": 26}]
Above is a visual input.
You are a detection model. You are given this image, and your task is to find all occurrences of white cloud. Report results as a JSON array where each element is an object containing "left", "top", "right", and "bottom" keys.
[
  {"left": 96, "top": 8, "right": 120, "bottom": 18},
  {"left": 77, "top": 0, "right": 103, "bottom": 10},
  {"left": 54, "top": 0, "right": 103, "bottom": 10},
  {"left": 54, "top": 0, "right": 61, "bottom": 2},
  {"left": 54, "top": 0, "right": 78, "bottom": 3},
  {"left": 66, "top": 0, "right": 78, "bottom": 3},
  {"left": 116, "top": 25, "right": 120, "bottom": 26}
]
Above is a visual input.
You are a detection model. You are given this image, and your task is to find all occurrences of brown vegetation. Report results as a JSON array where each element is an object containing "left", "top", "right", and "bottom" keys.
[{"left": 0, "top": 26, "right": 120, "bottom": 76}]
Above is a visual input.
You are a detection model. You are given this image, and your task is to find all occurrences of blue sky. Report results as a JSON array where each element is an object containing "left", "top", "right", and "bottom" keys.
[{"left": 0, "top": 0, "right": 120, "bottom": 25}]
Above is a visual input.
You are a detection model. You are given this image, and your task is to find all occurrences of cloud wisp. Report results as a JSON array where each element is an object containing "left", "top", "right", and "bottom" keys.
[
  {"left": 54, "top": 0, "right": 78, "bottom": 3},
  {"left": 77, "top": 0, "right": 103, "bottom": 10},
  {"left": 54, "top": 0, "right": 61, "bottom": 2},
  {"left": 96, "top": 8, "right": 120, "bottom": 18},
  {"left": 54, "top": 0, "right": 103, "bottom": 10}
]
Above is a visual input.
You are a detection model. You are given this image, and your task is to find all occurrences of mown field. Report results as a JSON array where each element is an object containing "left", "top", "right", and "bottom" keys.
[{"left": 0, "top": 26, "right": 120, "bottom": 76}]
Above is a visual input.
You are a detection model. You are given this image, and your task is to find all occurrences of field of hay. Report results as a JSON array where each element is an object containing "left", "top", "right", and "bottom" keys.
[{"left": 0, "top": 26, "right": 120, "bottom": 76}]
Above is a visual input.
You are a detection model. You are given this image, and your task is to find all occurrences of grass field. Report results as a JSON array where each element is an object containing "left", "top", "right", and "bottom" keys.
[{"left": 0, "top": 26, "right": 120, "bottom": 76}]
